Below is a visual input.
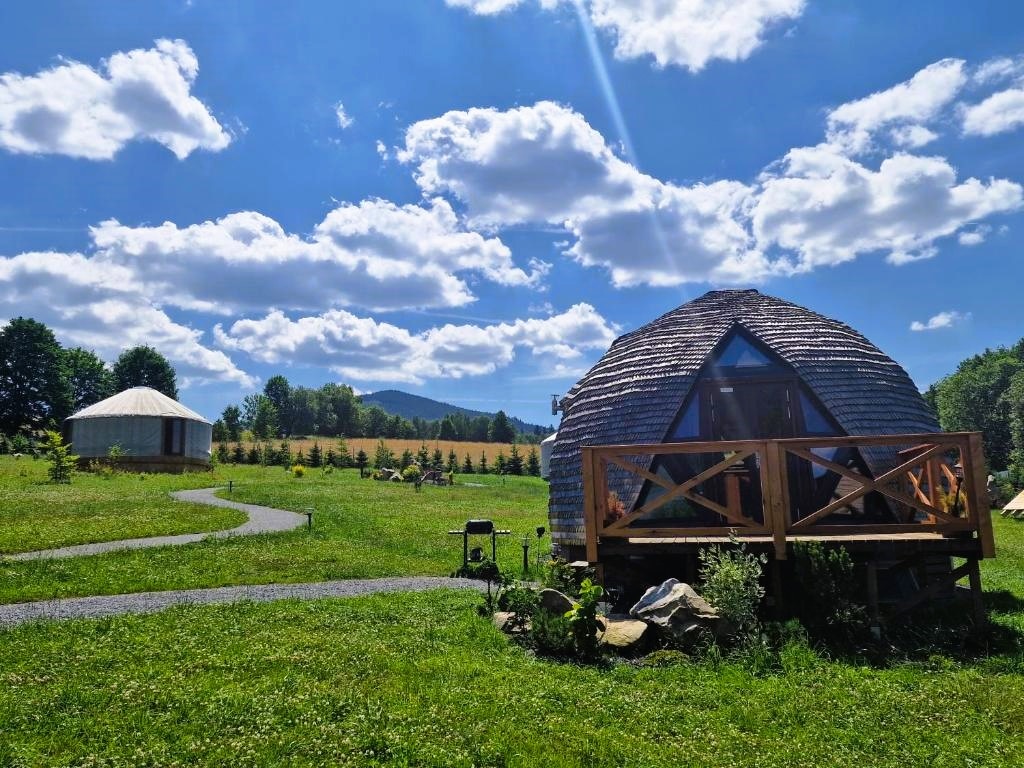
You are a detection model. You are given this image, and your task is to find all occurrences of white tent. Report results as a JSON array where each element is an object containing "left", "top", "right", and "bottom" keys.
[
  {"left": 1003, "top": 489, "right": 1024, "bottom": 519},
  {"left": 65, "top": 387, "right": 212, "bottom": 472},
  {"left": 540, "top": 432, "right": 557, "bottom": 480}
]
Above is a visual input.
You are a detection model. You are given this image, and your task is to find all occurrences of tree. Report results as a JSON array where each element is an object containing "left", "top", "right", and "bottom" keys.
[
  {"left": 263, "top": 375, "right": 292, "bottom": 433},
  {"left": 438, "top": 414, "right": 459, "bottom": 441},
  {"left": 216, "top": 443, "right": 230, "bottom": 464},
  {"left": 112, "top": 345, "right": 177, "bottom": 398},
  {"left": 252, "top": 397, "right": 279, "bottom": 440},
  {"left": 489, "top": 410, "right": 516, "bottom": 443},
  {"left": 462, "top": 453, "right": 474, "bottom": 474},
  {"left": 447, "top": 448, "right": 459, "bottom": 474},
  {"left": 336, "top": 438, "right": 352, "bottom": 468},
  {"left": 355, "top": 449, "right": 369, "bottom": 477},
  {"left": 932, "top": 344, "right": 1024, "bottom": 470},
  {"left": 212, "top": 420, "right": 227, "bottom": 442},
  {"left": 374, "top": 439, "right": 395, "bottom": 470},
  {"left": 308, "top": 442, "right": 323, "bottom": 468},
  {"left": 526, "top": 446, "right": 541, "bottom": 477},
  {"left": 494, "top": 450, "right": 507, "bottom": 474},
  {"left": 479, "top": 451, "right": 488, "bottom": 475},
  {"left": 507, "top": 444, "right": 523, "bottom": 475},
  {"left": 44, "top": 430, "right": 78, "bottom": 484},
  {"left": 0, "top": 317, "right": 72, "bottom": 433},
  {"left": 221, "top": 405, "right": 242, "bottom": 441},
  {"left": 63, "top": 347, "right": 113, "bottom": 412},
  {"left": 432, "top": 447, "right": 444, "bottom": 471},
  {"left": 232, "top": 443, "right": 245, "bottom": 464}
]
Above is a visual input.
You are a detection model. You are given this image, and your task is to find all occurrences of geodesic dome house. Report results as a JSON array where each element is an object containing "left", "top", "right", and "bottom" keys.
[
  {"left": 65, "top": 386, "right": 212, "bottom": 472},
  {"left": 548, "top": 289, "right": 943, "bottom": 557}
]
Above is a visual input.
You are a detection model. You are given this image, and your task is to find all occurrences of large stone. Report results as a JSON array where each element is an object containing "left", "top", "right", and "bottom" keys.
[
  {"left": 629, "top": 579, "right": 722, "bottom": 644},
  {"left": 629, "top": 579, "right": 718, "bottom": 625},
  {"left": 598, "top": 619, "right": 649, "bottom": 654},
  {"left": 538, "top": 588, "right": 575, "bottom": 616},
  {"left": 492, "top": 611, "right": 529, "bottom": 634}
]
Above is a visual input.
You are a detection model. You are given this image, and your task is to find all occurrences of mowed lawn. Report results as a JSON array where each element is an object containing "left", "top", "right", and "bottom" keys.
[
  {"left": 0, "top": 458, "right": 548, "bottom": 603},
  {"left": 0, "top": 457, "right": 245, "bottom": 555},
  {"left": 1, "top": 584, "right": 1023, "bottom": 767},
  {"left": 1, "top": 457, "right": 1023, "bottom": 765}
]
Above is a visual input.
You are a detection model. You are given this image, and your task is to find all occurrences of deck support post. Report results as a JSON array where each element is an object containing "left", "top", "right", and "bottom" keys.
[
  {"left": 866, "top": 561, "right": 881, "bottom": 636},
  {"left": 770, "top": 557, "right": 785, "bottom": 616},
  {"left": 967, "top": 557, "right": 986, "bottom": 628}
]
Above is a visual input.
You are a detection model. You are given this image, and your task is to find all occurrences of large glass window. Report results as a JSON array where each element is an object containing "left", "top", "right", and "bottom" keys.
[
  {"left": 669, "top": 396, "right": 700, "bottom": 439},
  {"left": 713, "top": 334, "right": 773, "bottom": 368}
]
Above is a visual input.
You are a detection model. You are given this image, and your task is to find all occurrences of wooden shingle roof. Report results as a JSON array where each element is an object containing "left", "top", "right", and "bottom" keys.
[{"left": 548, "top": 289, "right": 939, "bottom": 546}]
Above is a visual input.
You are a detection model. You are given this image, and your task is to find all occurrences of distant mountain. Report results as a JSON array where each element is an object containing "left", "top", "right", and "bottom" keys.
[{"left": 360, "top": 390, "right": 553, "bottom": 436}]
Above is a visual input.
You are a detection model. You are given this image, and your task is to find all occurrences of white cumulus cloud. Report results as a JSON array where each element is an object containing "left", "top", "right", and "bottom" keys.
[
  {"left": 89, "top": 198, "right": 542, "bottom": 315},
  {"left": 910, "top": 311, "right": 970, "bottom": 332},
  {"left": 825, "top": 58, "right": 966, "bottom": 154},
  {"left": 0, "top": 251, "right": 254, "bottom": 387},
  {"left": 447, "top": 0, "right": 804, "bottom": 72},
  {"left": 0, "top": 39, "right": 230, "bottom": 160},
  {"left": 334, "top": 101, "right": 354, "bottom": 129},
  {"left": 215, "top": 303, "right": 617, "bottom": 384}
]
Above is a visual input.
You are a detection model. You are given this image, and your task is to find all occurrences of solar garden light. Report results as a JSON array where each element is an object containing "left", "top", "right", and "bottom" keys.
[
  {"left": 228, "top": 480, "right": 233, "bottom": 494},
  {"left": 304, "top": 507, "right": 314, "bottom": 531},
  {"left": 521, "top": 534, "right": 531, "bottom": 575},
  {"left": 535, "top": 526, "right": 546, "bottom": 567}
]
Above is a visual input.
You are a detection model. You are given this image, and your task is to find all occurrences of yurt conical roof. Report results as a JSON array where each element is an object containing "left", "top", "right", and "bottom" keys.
[
  {"left": 68, "top": 386, "right": 210, "bottom": 424},
  {"left": 549, "top": 289, "right": 939, "bottom": 533}
]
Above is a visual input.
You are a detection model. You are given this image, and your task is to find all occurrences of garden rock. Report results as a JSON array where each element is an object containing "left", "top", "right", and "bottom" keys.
[
  {"left": 538, "top": 588, "right": 575, "bottom": 615},
  {"left": 598, "top": 619, "right": 649, "bottom": 654},
  {"left": 629, "top": 578, "right": 722, "bottom": 641}
]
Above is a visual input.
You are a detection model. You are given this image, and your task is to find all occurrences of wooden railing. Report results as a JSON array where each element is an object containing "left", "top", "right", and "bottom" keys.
[{"left": 581, "top": 432, "right": 995, "bottom": 561}]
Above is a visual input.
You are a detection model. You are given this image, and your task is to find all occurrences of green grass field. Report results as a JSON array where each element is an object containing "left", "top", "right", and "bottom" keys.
[
  {"left": 1, "top": 457, "right": 1023, "bottom": 766},
  {"left": 0, "top": 458, "right": 245, "bottom": 555},
  {"left": 0, "top": 458, "right": 548, "bottom": 603},
  {"left": 1, "top": 589, "right": 1023, "bottom": 767}
]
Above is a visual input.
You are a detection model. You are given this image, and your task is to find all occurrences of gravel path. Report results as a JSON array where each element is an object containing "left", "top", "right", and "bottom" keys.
[
  {"left": 0, "top": 577, "right": 485, "bottom": 628},
  {"left": 7, "top": 487, "right": 305, "bottom": 561}
]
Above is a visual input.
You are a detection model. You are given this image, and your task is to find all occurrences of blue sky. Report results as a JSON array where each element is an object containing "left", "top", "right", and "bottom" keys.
[{"left": 2, "top": 0, "right": 1023, "bottom": 427}]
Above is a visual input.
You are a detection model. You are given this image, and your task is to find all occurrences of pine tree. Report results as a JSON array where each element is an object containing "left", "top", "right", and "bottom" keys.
[
  {"left": 495, "top": 451, "right": 507, "bottom": 474},
  {"left": 507, "top": 444, "right": 523, "bottom": 475},
  {"left": 355, "top": 449, "right": 369, "bottom": 477},
  {"left": 447, "top": 448, "right": 459, "bottom": 474},
  {"left": 232, "top": 443, "right": 245, "bottom": 464},
  {"left": 526, "top": 446, "right": 541, "bottom": 476},
  {"left": 44, "top": 430, "right": 78, "bottom": 484},
  {"left": 400, "top": 448, "right": 414, "bottom": 469},
  {"left": 417, "top": 443, "right": 430, "bottom": 466},
  {"left": 217, "top": 443, "right": 230, "bottom": 464},
  {"left": 374, "top": 439, "right": 395, "bottom": 469},
  {"left": 432, "top": 447, "right": 444, "bottom": 470},
  {"left": 262, "top": 442, "right": 276, "bottom": 467},
  {"left": 462, "top": 453, "right": 474, "bottom": 474},
  {"left": 336, "top": 439, "right": 352, "bottom": 468},
  {"left": 247, "top": 444, "right": 262, "bottom": 465},
  {"left": 308, "top": 442, "right": 322, "bottom": 468},
  {"left": 325, "top": 449, "right": 337, "bottom": 468},
  {"left": 279, "top": 441, "right": 292, "bottom": 468},
  {"left": 294, "top": 449, "right": 306, "bottom": 466},
  {"left": 479, "top": 451, "right": 488, "bottom": 475}
]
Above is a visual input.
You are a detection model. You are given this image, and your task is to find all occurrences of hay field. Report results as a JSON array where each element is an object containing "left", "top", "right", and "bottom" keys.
[{"left": 278, "top": 438, "right": 530, "bottom": 464}]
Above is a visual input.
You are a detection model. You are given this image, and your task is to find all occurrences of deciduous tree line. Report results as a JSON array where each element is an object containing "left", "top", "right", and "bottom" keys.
[
  {"left": 214, "top": 374, "right": 535, "bottom": 444},
  {"left": 925, "top": 337, "right": 1024, "bottom": 488},
  {"left": 0, "top": 317, "right": 177, "bottom": 436}
]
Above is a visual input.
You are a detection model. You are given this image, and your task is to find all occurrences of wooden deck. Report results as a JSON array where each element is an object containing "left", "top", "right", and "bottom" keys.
[{"left": 580, "top": 432, "right": 995, "bottom": 621}]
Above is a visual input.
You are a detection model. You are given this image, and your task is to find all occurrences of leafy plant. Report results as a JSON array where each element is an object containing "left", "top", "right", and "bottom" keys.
[
  {"left": 698, "top": 535, "right": 767, "bottom": 638},
  {"left": 565, "top": 578, "right": 604, "bottom": 661},
  {"left": 792, "top": 541, "right": 868, "bottom": 643},
  {"left": 292, "top": 464, "right": 306, "bottom": 478},
  {"left": 497, "top": 580, "right": 539, "bottom": 632},
  {"left": 402, "top": 465, "right": 421, "bottom": 483},
  {"left": 530, "top": 609, "right": 574, "bottom": 657},
  {"left": 43, "top": 430, "right": 78, "bottom": 484},
  {"left": 541, "top": 556, "right": 582, "bottom": 598}
]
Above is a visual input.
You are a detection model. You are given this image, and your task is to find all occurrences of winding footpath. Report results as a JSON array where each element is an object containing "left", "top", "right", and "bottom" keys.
[
  {"left": 0, "top": 577, "right": 484, "bottom": 628},
  {"left": 1, "top": 488, "right": 483, "bottom": 628},
  {"left": 7, "top": 487, "right": 306, "bottom": 561}
]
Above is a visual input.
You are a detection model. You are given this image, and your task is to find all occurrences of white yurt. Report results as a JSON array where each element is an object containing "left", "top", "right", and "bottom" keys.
[
  {"left": 65, "top": 387, "right": 213, "bottom": 472},
  {"left": 540, "top": 432, "right": 557, "bottom": 480}
]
